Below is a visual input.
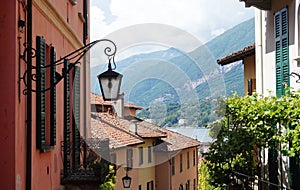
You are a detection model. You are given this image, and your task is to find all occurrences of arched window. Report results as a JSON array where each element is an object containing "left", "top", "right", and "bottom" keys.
[{"left": 179, "top": 184, "right": 184, "bottom": 190}]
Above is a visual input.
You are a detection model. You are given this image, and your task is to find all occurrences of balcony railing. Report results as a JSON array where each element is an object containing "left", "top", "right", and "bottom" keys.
[{"left": 60, "top": 138, "right": 111, "bottom": 188}]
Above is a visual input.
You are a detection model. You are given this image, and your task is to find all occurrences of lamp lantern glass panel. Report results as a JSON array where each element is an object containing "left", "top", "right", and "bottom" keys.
[
  {"left": 122, "top": 175, "right": 131, "bottom": 188},
  {"left": 97, "top": 69, "right": 122, "bottom": 101}
]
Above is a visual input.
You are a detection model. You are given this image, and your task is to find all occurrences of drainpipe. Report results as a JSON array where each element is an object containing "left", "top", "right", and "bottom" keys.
[
  {"left": 169, "top": 159, "right": 172, "bottom": 190},
  {"left": 256, "top": 9, "right": 265, "bottom": 188},
  {"left": 83, "top": 0, "right": 88, "bottom": 169},
  {"left": 256, "top": 9, "right": 264, "bottom": 94},
  {"left": 26, "top": 0, "right": 32, "bottom": 189}
]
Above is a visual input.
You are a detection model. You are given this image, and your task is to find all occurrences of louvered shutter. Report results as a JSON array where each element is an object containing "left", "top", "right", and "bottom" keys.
[
  {"left": 64, "top": 59, "right": 71, "bottom": 175},
  {"left": 73, "top": 66, "right": 81, "bottom": 169},
  {"left": 50, "top": 47, "right": 56, "bottom": 146},
  {"left": 275, "top": 8, "right": 289, "bottom": 97},
  {"left": 36, "top": 36, "right": 47, "bottom": 150}
]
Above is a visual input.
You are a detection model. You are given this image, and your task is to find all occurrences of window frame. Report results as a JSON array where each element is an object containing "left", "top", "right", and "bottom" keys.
[
  {"left": 171, "top": 157, "right": 175, "bottom": 175},
  {"left": 147, "top": 181, "right": 154, "bottom": 190},
  {"left": 126, "top": 148, "right": 133, "bottom": 169},
  {"left": 187, "top": 151, "right": 190, "bottom": 169},
  {"left": 148, "top": 146, "right": 152, "bottom": 163},
  {"left": 139, "top": 147, "right": 144, "bottom": 165},
  {"left": 180, "top": 153, "right": 183, "bottom": 172}
]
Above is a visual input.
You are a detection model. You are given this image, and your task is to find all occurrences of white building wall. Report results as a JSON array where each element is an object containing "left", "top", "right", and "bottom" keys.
[
  {"left": 255, "top": 0, "right": 300, "bottom": 96},
  {"left": 254, "top": 0, "right": 300, "bottom": 188}
]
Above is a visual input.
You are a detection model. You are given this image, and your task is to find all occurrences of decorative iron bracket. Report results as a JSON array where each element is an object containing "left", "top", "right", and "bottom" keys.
[
  {"left": 20, "top": 39, "right": 117, "bottom": 95},
  {"left": 290, "top": 72, "right": 300, "bottom": 83}
]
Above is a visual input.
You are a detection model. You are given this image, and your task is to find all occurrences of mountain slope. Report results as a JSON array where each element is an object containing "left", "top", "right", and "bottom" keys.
[
  {"left": 91, "top": 18, "right": 254, "bottom": 114},
  {"left": 125, "top": 18, "right": 254, "bottom": 105}
]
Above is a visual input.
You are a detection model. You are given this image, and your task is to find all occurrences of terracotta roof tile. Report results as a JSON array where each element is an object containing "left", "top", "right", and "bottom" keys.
[
  {"left": 91, "top": 113, "right": 144, "bottom": 149},
  {"left": 90, "top": 113, "right": 201, "bottom": 152},
  {"left": 90, "top": 92, "right": 142, "bottom": 110},
  {"left": 155, "top": 127, "right": 201, "bottom": 152},
  {"left": 124, "top": 116, "right": 168, "bottom": 138}
]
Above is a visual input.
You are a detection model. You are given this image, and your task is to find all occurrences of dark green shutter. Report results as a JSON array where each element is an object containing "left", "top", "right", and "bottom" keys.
[
  {"left": 72, "top": 66, "right": 81, "bottom": 169},
  {"left": 36, "top": 36, "right": 47, "bottom": 150},
  {"left": 275, "top": 8, "right": 289, "bottom": 97},
  {"left": 50, "top": 47, "right": 56, "bottom": 146},
  {"left": 64, "top": 59, "right": 71, "bottom": 175}
]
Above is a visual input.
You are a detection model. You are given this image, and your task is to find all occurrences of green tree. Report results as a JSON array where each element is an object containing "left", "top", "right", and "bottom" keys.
[
  {"left": 198, "top": 162, "right": 217, "bottom": 190},
  {"left": 204, "top": 91, "right": 300, "bottom": 188}
]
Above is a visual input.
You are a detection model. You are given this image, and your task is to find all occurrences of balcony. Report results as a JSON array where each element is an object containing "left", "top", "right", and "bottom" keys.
[
  {"left": 60, "top": 169, "right": 101, "bottom": 186},
  {"left": 240, "top": 0, "right": 271, "bottom": 10},
  {"left": 60, "top": 138, "right": 111, "bottom": 188}
]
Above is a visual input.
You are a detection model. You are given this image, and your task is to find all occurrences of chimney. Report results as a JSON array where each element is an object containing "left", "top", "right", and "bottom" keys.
[
  {"left": 129, "top": 122, "right": 137, "bottom": 134},
  {"left": 113, "top": 93, "right": 124, "bottom": 118}
]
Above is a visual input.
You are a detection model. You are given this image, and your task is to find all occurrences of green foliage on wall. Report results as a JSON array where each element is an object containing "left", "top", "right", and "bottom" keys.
[
  {"left": 204, "top": 90, "right": 300, "bottom": 187},
  {"left": 99, "top": 165, "right": 116, "bottom": 190}
]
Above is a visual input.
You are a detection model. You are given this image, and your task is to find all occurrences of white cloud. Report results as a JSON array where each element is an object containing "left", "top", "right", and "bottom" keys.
[
  {"left": 90, "top": 0, "right": 254, "bottom": 59},
  {"left": 211, "top": 28, "right": 226, "bottom": 37}
]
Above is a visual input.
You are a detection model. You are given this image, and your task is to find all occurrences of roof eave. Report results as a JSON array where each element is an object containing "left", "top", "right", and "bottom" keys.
[
  {"left": 240, "top": 0, "right": 271, "bottom": 10},
  {"left": 217, "top": 45, "right": 255, "bottom": 66}
]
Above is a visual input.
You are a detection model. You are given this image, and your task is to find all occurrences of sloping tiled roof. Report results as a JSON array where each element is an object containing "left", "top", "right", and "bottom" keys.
[
  {"left": 91, "top": 113, "right": 144, "bottom": 149},
  {"left": 90, "top": 92, "right": 142, "bottom": 110},
  {"left": 217, "top": 44, "right": 255, "bottom": 66},
  {"left": 90, "top": 112, "right": 200, "bottom": 152},
  {"left": 124, "top": 116, "right": 168, "bottom": 138},
  {"left": 90, "top": 92, "right": 112, "bottom": 106},
  {"left": 156, "top": 127, "right": 201, "bottom": 152}
]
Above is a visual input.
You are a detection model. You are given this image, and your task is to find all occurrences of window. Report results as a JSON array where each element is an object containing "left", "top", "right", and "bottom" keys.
[
  {"left": 111, "top": 153, "right": 116, "bottom": 164},
  {"left": 148, "top": 146, "right": 152, "bottom": 163},
  {"left": 274, "top": 7, "right": 289, "bottom": 97},
  {"left": 63, "top": 59, "right": 71, "bottom": 173},
  {"left": 193, "top": 179, "right": 196, "bottom": 190},
  {"left": 127, "top": 148, "right": 133, "bottom": 169},
  {"left": 179, "top": 184, "right": 184, "bottom": 190},
  {"left": 147, "top": 181, "right": 154, "bottom": 190},
  {"left": 49, "top": 46, "right": 57, "bottom": 147},
  {"left": 36, "top": 36, "right": 57, "bottom": 152},
  {"left": 72, "top": 66, "right": 81, "bottom": 169},
  {"left": 139, "top": 147, "right": 144, "bottom": 165},
  {"left": 186, "top": 180, "right": 190, "bottom": 190},
  {"left": 180, "top": 154, "right": 183, "bottom": 172},
  {"left": 193, "top": 149, "right": 196, "bottom": 166},
  {"left": 171, "top": 157, "right": 175, "bottom": 175},
  {"left": 187, "top": 151, "right": 190, "bottom": 169},
  {"left": 274, "top": 7, "right": 289, "bottom": 187},
  {"left": 69, "top": 0, "right": 77, "bottom": 5},
  {"left": 139, "top": 185, "right": 142, "bottom": 190}
]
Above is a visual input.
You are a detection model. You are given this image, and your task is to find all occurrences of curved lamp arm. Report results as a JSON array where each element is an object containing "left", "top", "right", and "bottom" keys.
[{"left": 20, "top": 39, "right": 117, "bottom": 94}]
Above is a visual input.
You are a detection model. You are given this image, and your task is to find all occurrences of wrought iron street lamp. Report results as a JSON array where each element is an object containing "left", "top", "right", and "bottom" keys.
[
  {"left": 97, "top": 58, "right": 123, "bottom": 101},
  {"left": 21, "top": 38, "right": 122, "bottom": 100},
  {"left": 122, "top": 174, "right": 132, "bottom": 188}
]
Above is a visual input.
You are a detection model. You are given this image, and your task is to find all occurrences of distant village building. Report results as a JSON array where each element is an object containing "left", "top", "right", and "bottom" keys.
[{"left": 90, "top": 93, "right": 201, "bottom": 190}]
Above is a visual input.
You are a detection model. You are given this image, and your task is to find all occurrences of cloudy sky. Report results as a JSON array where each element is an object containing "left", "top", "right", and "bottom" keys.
[{"left": 91, "top": 0, "right": 254, "bottom": 42}]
